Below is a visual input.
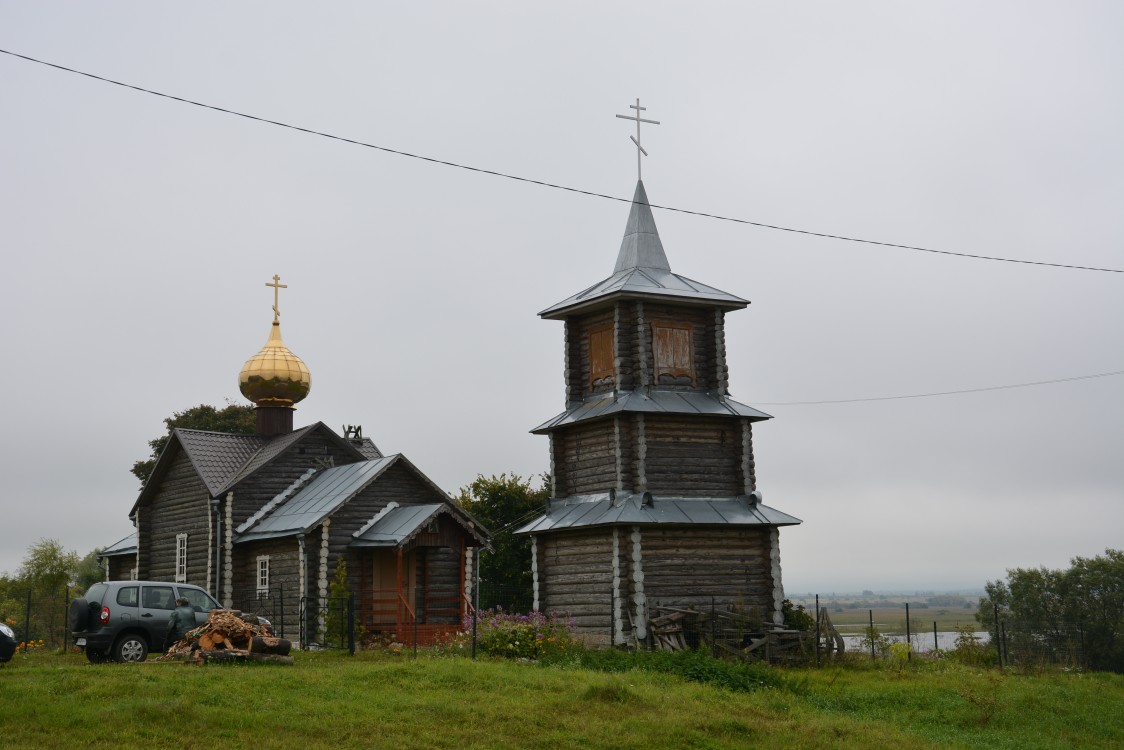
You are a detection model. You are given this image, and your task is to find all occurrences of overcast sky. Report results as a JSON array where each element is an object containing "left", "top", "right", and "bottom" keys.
[{"left": 2, "top": 2, "right": 1121, "bottom": 593}]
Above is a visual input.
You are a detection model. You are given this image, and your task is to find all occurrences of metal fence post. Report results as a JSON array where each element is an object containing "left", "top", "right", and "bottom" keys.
[
  {"left": 347, "top": 594, "right": 355, "bottom": 655},
  {"left": 993, "top": 604, "right": 1003, "bottom": 670},
  {"left": 869, "top": 609, "right": 875, "bottom": 661},
  {"left": 905, "top": 602, "right": 911, "bottom": 660},
  {"left": 23, "top": 590, "right": 32, "bottom": 653},
  {"left": 933, "top": 621, "right": 938, "bottom": 653},
  {"left": 814, "top": 594, "right": 820, "bottom": 667},
  {"left": 710, "top": 597, "right": 717, "bottom": 658},
  {"left": 279, "top": 583, "right": 285, "bottom": 640},
  {"left": 413, "top": 584, "right": 419, "bottom": 659}
]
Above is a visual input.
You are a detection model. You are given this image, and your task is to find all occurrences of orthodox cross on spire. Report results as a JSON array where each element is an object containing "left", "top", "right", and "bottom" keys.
[
  {"left": 265, "top": 274, "right": 287, "bottom": 323},
  {"left": 615, "top": 98, "right": 660, "bottom": 180}
]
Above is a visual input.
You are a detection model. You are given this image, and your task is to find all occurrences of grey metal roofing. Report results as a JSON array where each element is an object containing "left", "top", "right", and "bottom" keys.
[
  {"left": 98, "top": 532, "right": 138, "bottom": 558},
  {"left": 515, "top": 493, "right": 801, "bottom": 535},
  {"left": 236, "top": 457, "right": 397, "bottom": 543},
  {"left": 540, "top": 180, "right": 749, "bottom": 318},
  {"left": 531, "top": 390, "right": 772, "bottom": 433},
  {"left": 349, "top": 503, "right": 444, "bottom": 547},
  {"left": 614, "top": 179, "right": 670, "bottom": 273}
]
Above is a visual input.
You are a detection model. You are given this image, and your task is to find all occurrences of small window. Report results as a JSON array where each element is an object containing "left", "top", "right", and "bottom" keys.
[
  {"left": 175, "top": 533, "right": 188, "bottom": 582},
  {"left": 142, "top": 586, "right": 175, "bottom": 610},
  {"left": 652, "top": 321, "right": 695, "bottom": 384},
  {"left": 589, "top": 325, "right": 614, "bottom": 385},
  {"left": 116, "top": 586, "right": 138, "bottom": 607},
  {"left": 256, "top": 556, "right": 270, "bottom": 597}
]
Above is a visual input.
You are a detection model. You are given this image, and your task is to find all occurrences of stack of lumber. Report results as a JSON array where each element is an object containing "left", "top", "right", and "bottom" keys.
[
  {"left": 161, "top": 609, "right": 293, "bottom": 665},
  {"left": 647, "top": 605, "right": 810, "bottom": 663}
]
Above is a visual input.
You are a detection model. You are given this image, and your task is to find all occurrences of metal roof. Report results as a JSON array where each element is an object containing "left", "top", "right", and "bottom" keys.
[
  {"left": 98, "top": 532, "right": 138, "bottom": 558},
  {"left": 235, "top": 457, "right": 397, "bottom": 543},
  {"left": 515, "top": 493, "right": 801, "bottom": 534},
  {"left": 540, "top": 180, "right": 749, "bottom": 318},
  {"left": 349, "top": 504, "right": 443, "bottom": 547},
  {"left": 531, "top": 390, "right": 772, "bottom": 433}
]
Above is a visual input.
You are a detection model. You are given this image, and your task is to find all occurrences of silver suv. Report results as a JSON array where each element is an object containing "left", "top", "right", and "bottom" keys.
[{"left": 69, "top": 581, "right": 222, "bottom": 663}]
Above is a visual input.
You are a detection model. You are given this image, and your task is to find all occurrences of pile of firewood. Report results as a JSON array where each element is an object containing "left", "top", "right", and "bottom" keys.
[{"left": 160, "top": 609, "right": 293, "bottom": 665}]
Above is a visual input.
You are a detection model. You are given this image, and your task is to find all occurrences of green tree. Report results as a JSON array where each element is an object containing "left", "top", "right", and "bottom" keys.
[
  {"left": 74, "top": 548, "right": 106, "bottom": 593},
  {"left": 8, "top": 539, "right": 82, "bottom": 648},
  {"left": 455, "top": 473, "right": 548, "bottom": 610},
  {"left": 977, "top": 549, "right": 1124, "bottom": 672},
  {"left": 131, "top": 402, "right": 255, "bottom": 486}
]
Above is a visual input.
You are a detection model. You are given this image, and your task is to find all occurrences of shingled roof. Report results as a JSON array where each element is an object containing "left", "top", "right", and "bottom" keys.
[{"left": 130, "top": 422, "right": 369, "bottom": 516}]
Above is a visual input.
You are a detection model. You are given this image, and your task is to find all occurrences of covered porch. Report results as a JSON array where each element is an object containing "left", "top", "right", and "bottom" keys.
[{"left": 351, "top": 503, "right": 487, "bottom": 646}]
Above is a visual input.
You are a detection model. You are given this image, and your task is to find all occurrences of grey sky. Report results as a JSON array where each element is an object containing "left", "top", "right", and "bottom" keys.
[{"left": 1, "top": 2, "right": 1121, "bottom": 593}]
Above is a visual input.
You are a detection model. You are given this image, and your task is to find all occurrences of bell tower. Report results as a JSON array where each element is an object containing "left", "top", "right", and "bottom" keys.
[{"left": 518, "top": 103, "right": 800, "bottom": 644}]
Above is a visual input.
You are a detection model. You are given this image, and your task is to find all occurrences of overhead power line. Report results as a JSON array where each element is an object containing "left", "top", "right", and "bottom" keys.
[
  {"left": 755, "top": 369, "right": 1124, "bottom": 406},
  {"left": 2, "top": 47, "right": 1121, "bottom": 275}
]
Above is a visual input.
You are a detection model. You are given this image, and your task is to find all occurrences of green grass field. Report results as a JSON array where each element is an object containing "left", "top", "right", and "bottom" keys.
[
  {"left": 2, "top": 650, "right": 1121, "bottom": 749},
  {"left": 826, "top": 606, "right": 981, "bottom": 633}
]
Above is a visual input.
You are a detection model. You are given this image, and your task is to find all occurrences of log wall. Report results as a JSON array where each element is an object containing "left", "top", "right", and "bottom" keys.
[
  {"left": 553, "top": 421, "right": 617, "bottom": 496},
  {"left": 143, "top": 450, "right": 212, "bottom": 586},
  {"left": 538, "top": 528, "right": 614, "bottom": 637},
  {"left": 230, "top": 537, "right": 301, "bottom": 638},
  {"left": 644, "top": 416, "right": 743, "bottom": 496},
  {"left": 230, "top": 430, "right": 363, "bottom": 529},
  {"left": 640, "top": 526, "right": 774, "bottom": 615}
]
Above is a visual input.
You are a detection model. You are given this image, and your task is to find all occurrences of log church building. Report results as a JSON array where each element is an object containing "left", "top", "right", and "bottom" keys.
[{"left": 100, "top": 277, "right": 489, "bottom": 645}]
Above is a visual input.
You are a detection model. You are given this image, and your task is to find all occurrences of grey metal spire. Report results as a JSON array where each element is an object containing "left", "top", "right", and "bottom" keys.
[{"left": 614, "top": 180, "right": 671, "bottom": 273}]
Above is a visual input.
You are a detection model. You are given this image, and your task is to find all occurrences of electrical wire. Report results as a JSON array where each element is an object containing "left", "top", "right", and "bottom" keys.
[
  {"left": 754, "top": 369, "right": 1124, "bottom": 406},
  {"left": 2, "top": 47, "right": 1121, "bottom": 275}
]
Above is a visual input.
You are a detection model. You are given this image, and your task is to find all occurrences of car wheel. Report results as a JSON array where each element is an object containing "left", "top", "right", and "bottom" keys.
[
  {"left": 69, "top": 598, "right": 90, "bottom": 632},
  {"left": 113, "top": 634, "right": 148, "bottom": 663},
  {"left": 85, "top": 647, "right": 108, "bottom": 664}
]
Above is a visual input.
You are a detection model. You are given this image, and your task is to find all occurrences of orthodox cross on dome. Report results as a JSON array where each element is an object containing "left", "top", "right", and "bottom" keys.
[
  {"left": 615, "top": 98, "right": 660, "bottom": 180},
  {"left": 265, "top": 274, "right": 287, "bottom": 323}
]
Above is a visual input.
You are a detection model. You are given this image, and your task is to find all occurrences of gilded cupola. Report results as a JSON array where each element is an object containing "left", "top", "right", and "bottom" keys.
[{"left": 239, "top": 275, "right": 310, "bottom": 435}]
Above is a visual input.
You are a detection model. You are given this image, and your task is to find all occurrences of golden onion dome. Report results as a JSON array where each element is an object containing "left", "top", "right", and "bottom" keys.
[{"left": 238, "top": 321, "right": 311, "bottom": 407}]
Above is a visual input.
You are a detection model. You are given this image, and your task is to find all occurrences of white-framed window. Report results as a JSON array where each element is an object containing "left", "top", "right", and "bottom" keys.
[
  {"left": 175, "top": 534, "right": 188, "bottom": 582},
  {"left": 256, "top": 555, "right": 270, "bottom": 597}
]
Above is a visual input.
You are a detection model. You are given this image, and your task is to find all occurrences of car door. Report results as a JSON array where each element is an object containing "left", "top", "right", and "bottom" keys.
[{"left": 138, "top": 584, "right": 177, "bottom": 642}]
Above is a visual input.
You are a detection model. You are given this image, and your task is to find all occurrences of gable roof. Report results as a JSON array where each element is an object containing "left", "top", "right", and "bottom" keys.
[
  {"left": 98, "top": 532, "right": 138, "bottom": 559},
  {"left": 131, "top": 421, "right": 369, "bottom": 516},
  {"left": 235, "top": 456, "right": 397, "bottom": 542},
  {"left": 351, "top": 503, "right": 489, "bottom": 548}
]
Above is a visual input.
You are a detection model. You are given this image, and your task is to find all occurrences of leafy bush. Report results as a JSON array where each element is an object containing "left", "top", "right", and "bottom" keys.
[{"left": 451, "top": 607, "right": 578, "bottom": 660}]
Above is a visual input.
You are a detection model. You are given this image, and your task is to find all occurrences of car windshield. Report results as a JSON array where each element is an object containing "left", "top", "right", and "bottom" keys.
[{"left": 177, "top": 587, "right": 220, "bottom": 612}]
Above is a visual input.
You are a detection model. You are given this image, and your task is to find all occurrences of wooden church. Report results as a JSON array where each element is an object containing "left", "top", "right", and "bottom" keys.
[
  {"left": 517, "top": 177, "right": 801, "bottom": 646},
  {"left": 108, "top": 279, "right": 489, "bottom": 646}
]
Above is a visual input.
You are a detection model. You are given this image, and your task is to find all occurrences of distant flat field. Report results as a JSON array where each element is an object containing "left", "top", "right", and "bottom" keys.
[{"left": 803, "top": 606, "right": 981, "bottom": 633}]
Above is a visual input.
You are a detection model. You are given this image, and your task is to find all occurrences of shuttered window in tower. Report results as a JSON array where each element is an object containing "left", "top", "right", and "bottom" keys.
[
  {"left": 652, "top": 321, "right": 695, "bottom": 384},
  {"left": 589, "top": 325, "right": 615, "bottom": 386}
]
